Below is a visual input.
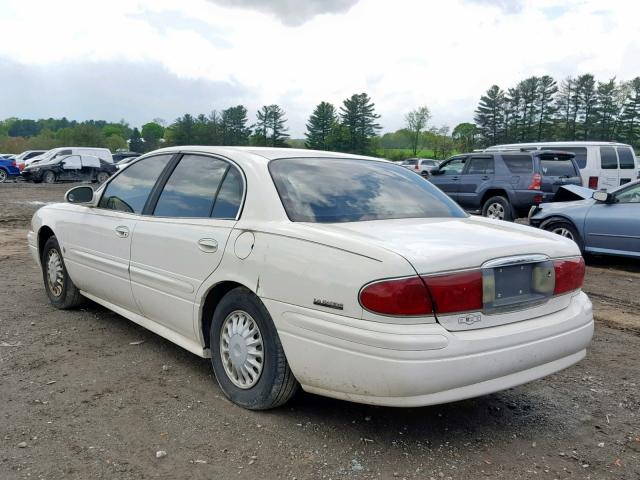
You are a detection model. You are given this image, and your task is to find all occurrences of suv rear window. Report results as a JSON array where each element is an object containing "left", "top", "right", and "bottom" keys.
[
  {"left": 269, "top": 158, "right": 466, "bottom": 223},
  {"left": 539, "top": 158, "right": 577, "bottom": 177},
  {"left": 617, "top": 147, "right": 636, "bottom": 169},
  {"left": 502, "top": 155, "right": 533, "bottom": 174}
]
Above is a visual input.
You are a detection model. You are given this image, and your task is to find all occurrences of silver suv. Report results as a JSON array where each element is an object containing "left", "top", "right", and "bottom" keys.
[{"left": 400, "top": 158, "right": 440, "bottom": 177}]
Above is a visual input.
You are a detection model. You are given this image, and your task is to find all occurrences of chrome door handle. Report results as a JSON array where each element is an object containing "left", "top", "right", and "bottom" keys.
[
  {"left": 115, "top": 226, "right": 129, "bottom": 238},
  {"left": 198, "top": 238, "right": 218, "bottom": 253}
]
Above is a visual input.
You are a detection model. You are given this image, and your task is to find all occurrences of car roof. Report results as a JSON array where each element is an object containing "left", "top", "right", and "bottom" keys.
[
  {"left": 486, "top": 141, "right": 633, "bottom": 149},
  {"left": 145, "top": 146, "right": 386, "bottom": 163}
]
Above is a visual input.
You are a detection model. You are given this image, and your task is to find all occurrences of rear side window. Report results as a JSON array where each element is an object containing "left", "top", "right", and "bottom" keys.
[
  {"left": 617, "top": 147, "right": 636, "bottom": 169},
  {"left": 99, "top": 155, "right": 172, "bottom": 214},
  {"left": 542, "top": 146, "right": 587, "bottom": 169},
  {"left": 502, "top": 155, "right": 533, "bottom": 174},
  {"left": 404, "top": 159, "right": 417, "bottom": 166},
  {"left": 154, "top": 155, "right": 228, "bottom": 218},
  {"left": 211, "top": 167, "right": 243, "bottom": 219},
  {"left": 466, "top": 157, "right": 495, "bottom": 174},
  {"left": 600, "top": 146, "right": 618, "bottom": 169}
]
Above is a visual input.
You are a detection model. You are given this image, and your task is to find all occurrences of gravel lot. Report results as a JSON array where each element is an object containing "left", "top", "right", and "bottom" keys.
[{"left": 1, "top": 182, "right": 639, "bottom": 479}]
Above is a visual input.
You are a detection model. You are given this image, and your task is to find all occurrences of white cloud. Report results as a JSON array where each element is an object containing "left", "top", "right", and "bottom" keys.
[{"left": 1, "top": 0, "right": 639, "bottom": 136}]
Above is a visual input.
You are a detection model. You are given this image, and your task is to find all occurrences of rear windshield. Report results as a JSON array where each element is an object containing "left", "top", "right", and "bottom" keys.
[
  {"left": 539, "top": 158, "right": 578, "bottom": 177},
  {"left": 541, "top": 146, "right": 587, "bottom": 169},
  {"left": 502, "top": 155, "right": 533, "bottom": 174},
  {"left": 269, "top": 158, "right": 466, "bottom": 223}
]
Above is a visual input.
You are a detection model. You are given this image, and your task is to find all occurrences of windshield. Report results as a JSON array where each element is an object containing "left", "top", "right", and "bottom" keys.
[{"left": 269, "top": 158, "right": 467, "bottom": 223}]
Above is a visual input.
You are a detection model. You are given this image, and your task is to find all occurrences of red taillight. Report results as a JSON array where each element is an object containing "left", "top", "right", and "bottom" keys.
[
  {"left": 533, "top": 194, "right": 544, "bottom": 204},
  {"left": 359, "top": 276, "right": 433, "bottom": 316},
  {"left": 11, "top": 160, "right": 16, "bottom": 167},
  {"left": 422, "top": 270, "right": 483, "bottom": 314},
  {"left": 528, "top": 173, "right": 542, "bottom": 190},
  {"left": 414, "top": 164, "right": 419, "bottom": 170},
  {"left": 588, "top": 176, "right": 598, "bottom": 189},
  {"left": 553, "top": 257, "right": 585, "bottom": 295}
]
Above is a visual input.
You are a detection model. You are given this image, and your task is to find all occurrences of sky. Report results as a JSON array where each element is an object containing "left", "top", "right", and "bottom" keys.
[{"left": 0, "top": 0, "right": 639, "bottom": 137}]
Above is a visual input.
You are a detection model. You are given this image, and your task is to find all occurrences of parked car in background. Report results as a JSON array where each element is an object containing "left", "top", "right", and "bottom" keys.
[
  {"left": 400, "top": 158, "right": 440, "bottom": 177},
  {"left": 429, "top": 150, "right": 582, "bottom": 221},
  {"left": 485, "top": 141, "right": 639, "bottom": 190},
  {"left": 28, "top": 146, "right": 592, "bottom": 410},
  {"left": 529, "top": 180, "right": 640, "bottom": 258},
  {"left": 14, "top": 150, "right": 47, "bottom": 171},
  {"left": 0, "top": 157, "right": 21, "bottom": 183},
  {"left": 22, "top": 154, "right": 116, "bottom": 184},
  {"left": 112, "top": 151, "right": 141, "bottom": 163},
  {"left": 115, "top": 156, "right": 139, "bottom": 170},
  {"left": 25, "top": 147, "right": 114, "bottom": 167}
]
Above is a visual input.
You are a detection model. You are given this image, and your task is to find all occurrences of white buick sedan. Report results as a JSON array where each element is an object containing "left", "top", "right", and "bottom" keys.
[{"left": 28, "top": 147, "right": 594, "bottom": 410}]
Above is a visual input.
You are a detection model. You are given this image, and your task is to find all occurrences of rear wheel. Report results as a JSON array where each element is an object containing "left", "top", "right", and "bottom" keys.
[
  {"left": 41, "top": 236, "right": 84, "bottom": 309},
  {"left": 541, "top": 219, "right": 583, "bottom": 251},
  {"left": 42, "top": 171, "right": 56, "bottom": 184},
  {"left": 210, "top": 287, "right": 298, "bottom": 410},
  {"left": 482, "top": 196, "right": 513, "bottom": 221},
  {"left": 0, "top": 169, "right": 7, "bottom": 183}
]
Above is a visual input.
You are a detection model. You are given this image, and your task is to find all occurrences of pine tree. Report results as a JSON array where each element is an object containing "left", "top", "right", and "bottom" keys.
[
  {"left": 619, "top": 77, "right": 640, "bottom": 146},
  {"left": 221, "top": 105, "right": 251, "bottom": 146},
  {"left": 576, "top": 74, "right": 597, "bottom": 139},
  {"left": 474, "top": 85, "right": 505, "bottom": 146},
  {"left": 594, "top": 78, "right": 621, "bottom": 140},
  {"left": 129, "top": 127, "right": 144, "bottom": 151},
  {"left": 254, "top": 105, "right": 289, "bottom": 147},
  {"left": 536, "top": 76, "right": 557, "bottom": 141},
  {"left": 305, "top": 102, "right": 337, "bottom": 150},
  {"left": 339, "top": 93, "right": 381, "bottom": 154}
]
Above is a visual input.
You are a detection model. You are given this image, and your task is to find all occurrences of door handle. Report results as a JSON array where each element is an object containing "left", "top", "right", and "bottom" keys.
[
  {"left": 198, "top": 238, "right": 218, "bottom": 253},
  {"left": 115, "top": 226, "right": 129, "bottom": 238}
]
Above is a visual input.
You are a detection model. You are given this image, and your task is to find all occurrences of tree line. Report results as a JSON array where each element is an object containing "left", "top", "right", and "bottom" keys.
[{"left": 474, "top": 74, "right": 640, "bottom": 148}]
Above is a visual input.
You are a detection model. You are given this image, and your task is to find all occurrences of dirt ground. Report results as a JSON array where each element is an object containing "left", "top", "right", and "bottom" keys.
[{"left": 1, "top": 182, "right": 639, "bottom": 480}]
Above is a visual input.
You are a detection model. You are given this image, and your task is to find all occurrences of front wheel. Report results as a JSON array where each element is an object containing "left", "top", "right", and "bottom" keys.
[
  {"left": 41, "top": 236, "right": 84, "bottom": 309},
  {"left": 0, "top": 169, "right": 7, "bottom": 183},
  {"left": 210, "top": 287, "right": 298, "bottom": 410},
  {"left": 42, "top": 171, "right": 56, "bottom": 184},
  {"left": 542, "top": 219, "right": 583, "bottom": 251},
  {"left": 482, "top": 196, "right": 513, "bottom": 221}
]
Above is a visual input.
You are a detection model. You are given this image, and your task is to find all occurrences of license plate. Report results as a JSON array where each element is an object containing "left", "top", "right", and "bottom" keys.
[{"left": 482, "top": 261, "right": 554, "bottom": 313}]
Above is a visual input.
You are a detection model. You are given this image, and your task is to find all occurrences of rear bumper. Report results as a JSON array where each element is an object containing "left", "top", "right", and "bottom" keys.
[
  {"left": 512, "top": 190, "right": 556, "bottom": 209},
  {"left": 266, "top": 292, "right": 593, "bottom": 407}
]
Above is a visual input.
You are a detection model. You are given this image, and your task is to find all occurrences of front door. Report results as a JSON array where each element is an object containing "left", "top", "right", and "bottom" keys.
[
  {"left": 457, "top": 156, "right": 495, "bottom": 209},
  {"left": 430, "top": 156, "right": 467, "bottom": 201},
  {"left": 129, "top": 154, "right": 244, "bottom": 339},
  {"left": 584, "top": 182, "right": 640, "bottom": 256}
]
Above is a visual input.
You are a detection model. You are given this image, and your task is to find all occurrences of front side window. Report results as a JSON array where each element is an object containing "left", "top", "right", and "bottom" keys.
[
  {"left": 466, "top": 157, "right": 495, "bottom": 174},
  {"left": 269, "top": 158, "right": 466, "bottom": 223},
  {"left": 99, "top": 155, "right": 172, "bottom": 214},
  {"left": 615, "top": 183, "right": 640, "bottom": 203},
  {"left": 600, "top": 146, "right": 618, "bottom": 169},
  {"left": 153, "top": 155, "right": 237, "bottom": 218},
  {"left": 440, "top": 158, "right": 466, "bottom": 175},
  {"left": 617, "top": 147, "right": 636, "bottom": 169}
]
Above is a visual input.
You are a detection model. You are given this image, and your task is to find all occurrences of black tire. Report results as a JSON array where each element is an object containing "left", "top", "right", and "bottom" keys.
[
  {"left": 210, "top": 287, "right": 298, "bottom": 410},
  {"left": 541, "top": 218, "right": 584, "bottom": 251},
  {"left": 42, "top": 171, "right": 56, "bottom": 184},
  {"left": 482, "top": 196, "right": 513, "bottom": 221},
  {"left": 41, "top": 236, "right": 84, "bottom": 309},
  {"left": 96, "top": 171, "right": 110, "bottom": 183},
  {"left": 420, "top": 171, "right": 430, "bottom": 178},
  {"left": 0, "top": 169, "right": 7, "bottom": 183}
]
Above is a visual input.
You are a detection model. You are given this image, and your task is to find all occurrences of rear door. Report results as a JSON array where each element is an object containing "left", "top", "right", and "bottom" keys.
[
  {"left": 429, "top": 156, "right": 467, "bottom": 201},
  {"left": 584, "top": 182, "right": 640, "bottom": 256},
  {"left": 457, "top": 155, "right": 495, "bottom": 209},
  {"left": 129, "top": 153, "right": 244, "bottom": 340},
  {"left": 59, "top": 155, "right": 82, "bottom": 181},
  {"left": 598, "top": 146, "right": 620, "bottom": 189}
]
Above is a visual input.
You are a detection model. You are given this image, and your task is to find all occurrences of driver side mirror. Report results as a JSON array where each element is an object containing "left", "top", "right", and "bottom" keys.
[
  {"left": 65, "top": 186, "right": 94, "bottom": 204},
  {"left": 592, "top": 190, "right": 614, "bottom": 203}
]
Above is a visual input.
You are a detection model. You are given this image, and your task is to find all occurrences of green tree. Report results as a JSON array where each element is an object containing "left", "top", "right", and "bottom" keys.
[
  {"left": 536, "top": 75, "right": 557, "bottom": 141},
  {"left": 339, "top": 93, "right": 381, "bottom": 154},
  {"left": 404, "top": 106, "right": 431, "bottom": 156},
  {"left": 474, "top": 85, "right": 505, "bottom": 146},
  {"left": 576, "top": 74, "right": 597, "bottom": 139},
  {"left": 141, "top": 121, "right": 165, "bottom": 151},
  {"left": 105, "top": 134, "right": 128, "bottom": 152},
  {"left": 221, "top": 105, "right": 251, "bottom": 145},
  {"left": 165, "top": 114, "right": 196, "bottom": 146},
  {"left": 254, "top": 105, "right": 289, "bottom": 147},
  {"left": 620, "top": 77, "right": 640, "bottom": 146},
  {"left": 452, "top": 122, "right": 478, "bottom": 152},
  {"left": 305, "top": 101, "right": 337, "bottom": 150},
  {"left": 129, "top": 128, "right": 144, "bottom": 152}
]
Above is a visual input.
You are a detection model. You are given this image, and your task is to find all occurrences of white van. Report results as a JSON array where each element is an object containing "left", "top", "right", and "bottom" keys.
[
  {"left": 25, "top": 147, "right": 113, "bottom": 167},
  {"left": 485, "top": 141, "right": 639, "bottom": 190}
]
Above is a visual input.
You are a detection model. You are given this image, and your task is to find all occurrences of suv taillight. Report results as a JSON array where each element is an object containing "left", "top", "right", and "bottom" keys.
[
  {"left": 360, "top": 258, "right": 585, "bottom": 317},
  {"left": 11, "top": 160, "right": 16, "bottom": 167},
  {"left": 414, "top": 163, "right": 420, "bottom": 170},
  {"left": 528, "top": 173, "right": 542, "bottom": 190},
  {"left": 588, "top": 176, "right": 598, "bottom": 189}
]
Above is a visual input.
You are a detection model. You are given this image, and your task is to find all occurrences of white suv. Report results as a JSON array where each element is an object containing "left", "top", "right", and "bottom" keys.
[{"left": 401, "top": 158, "right": 440, "bottom": 177}]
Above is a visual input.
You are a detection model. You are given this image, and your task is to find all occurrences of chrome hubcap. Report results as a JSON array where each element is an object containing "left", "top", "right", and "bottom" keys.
[
  {"left": 220, "top": 310, "right": 264, "bottom": 389},
  {"left": 551, "top": 227, "right": 574, "bottom": 240},
  {"left": 0, "top": 170, "right": 6, "bottom": 182},
  {"left": 46, "top": 249, "right": 64, "bottom": 297},
  {"left": 486, "top": 203, "right": 505, "bottom": 219}
]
